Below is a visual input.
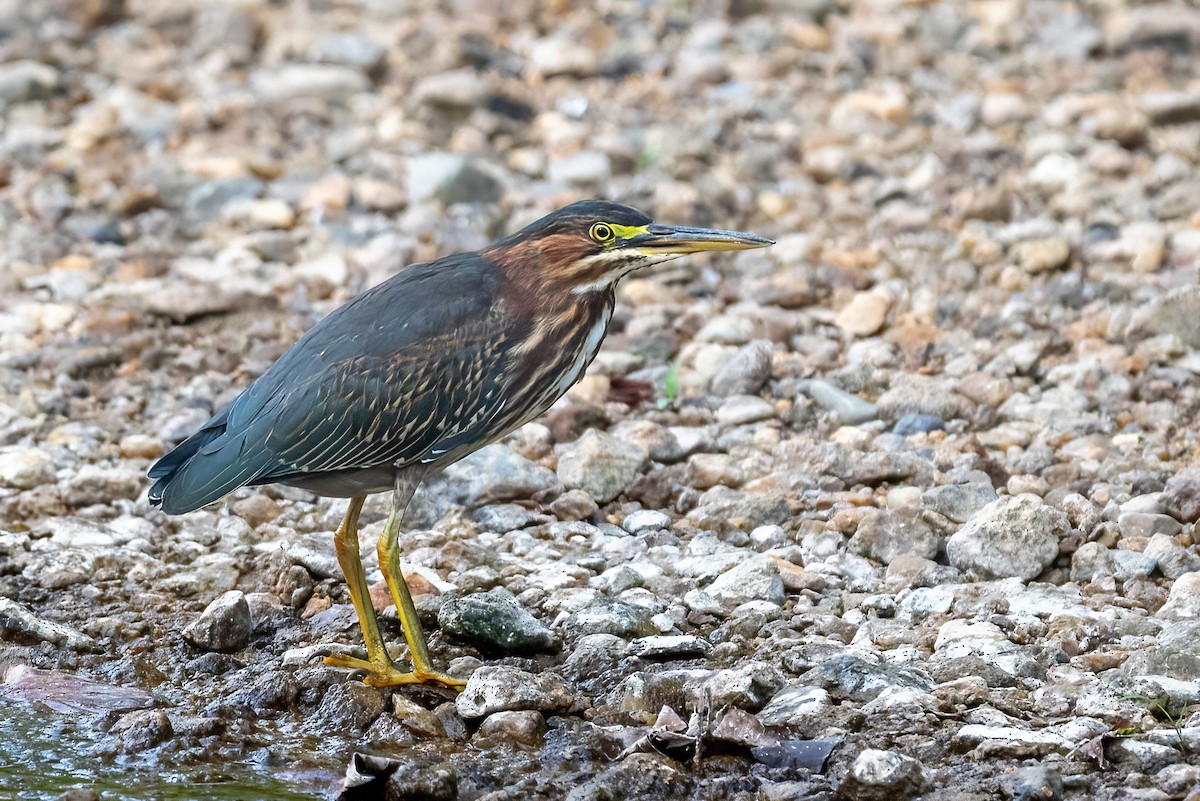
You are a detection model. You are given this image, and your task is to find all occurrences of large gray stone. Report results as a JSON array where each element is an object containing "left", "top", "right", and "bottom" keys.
[
  {"left": 556, "top": 430, "right": 648, "bottom": 504},
  {"left": 839, "top": 749, "right": 927, "bottom": 801},
  {"left": 183, "top": 591, "right": 252, "bottom": 652},
  {"left": 411, "top": 444, "right": 560, "bottom": 525},
  {"left": 437, "top": 587, "right": 556, "bottom": 654},
  {"left": 849, "top": 508, "right": 940, "bottom": 564}
]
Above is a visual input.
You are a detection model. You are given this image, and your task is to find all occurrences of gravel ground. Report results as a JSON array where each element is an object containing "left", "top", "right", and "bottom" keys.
[{"left": 3, "top": 0, "right": 1200, "bottom": 799}]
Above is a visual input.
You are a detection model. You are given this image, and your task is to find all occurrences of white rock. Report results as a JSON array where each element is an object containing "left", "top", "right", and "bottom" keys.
[
  {"left": 715, "top": 395, "right": 775, "bottom": 425},
  {"left": 946, "top": 494, "right": 1066, "bottom": 580},
  {"left": 455, "top": 666, "right": 573, "bottom": 719},
  {"left": 1028, "top": 152, "right": 1084, "bottom": 189},
  {"left": 0, "top": 446, "right": 55, "bottom": 490},
  {"left": 622, "top": 509, "right": 670, "bottom": 534},
  {"left": 1159, "top": 572, "right": 1200, "bottom": 620},
  {"left": 706, "top": 554, "right": 785, "bottom": 609}
]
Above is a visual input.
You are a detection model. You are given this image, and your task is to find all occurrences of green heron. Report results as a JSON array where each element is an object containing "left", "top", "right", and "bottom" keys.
[{"left": 148, "top": 200, "right": 773, "bottom": 689}]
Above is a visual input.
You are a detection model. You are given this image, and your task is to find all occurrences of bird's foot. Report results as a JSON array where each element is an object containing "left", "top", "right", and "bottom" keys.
[{"left": 323, "top": 652, "right": 467, "bottom": 690}]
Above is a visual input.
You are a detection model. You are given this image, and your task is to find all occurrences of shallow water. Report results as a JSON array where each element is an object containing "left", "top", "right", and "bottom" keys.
[{"left": 0, "top": 699, "right": 331, "bottom": 801}]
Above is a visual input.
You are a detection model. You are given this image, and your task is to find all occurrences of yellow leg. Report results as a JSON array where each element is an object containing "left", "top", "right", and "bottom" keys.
[
  {"left": 377, "top": 478, "right": 466, "bottom": 689},
  {"left": 322, "top": 495, "right": 400, "bottom": 682},
  {"left": 321, "top": 485, "right": 464, "bottom": 690}
]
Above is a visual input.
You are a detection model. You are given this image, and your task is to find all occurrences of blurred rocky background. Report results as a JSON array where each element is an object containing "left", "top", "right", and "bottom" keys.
[{"left": 2, "top": 0, "right": 1200, "bottom": 799}]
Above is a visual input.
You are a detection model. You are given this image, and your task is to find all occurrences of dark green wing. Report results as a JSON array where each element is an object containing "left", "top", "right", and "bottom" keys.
[{"left": 148, "top": 252, "right": 510, "bottom": 513}]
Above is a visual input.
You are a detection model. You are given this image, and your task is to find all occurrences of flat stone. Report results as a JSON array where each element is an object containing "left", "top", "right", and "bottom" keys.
[
  {"left": 412, "top": 70, "right": 488, "bottom": 109},
  {"left": 529, "top": 36, "right": 598, "bottom": 78},
  {"left": 251, "top": 64, "right": 370, "bottom": 103},
  {"left": 476, "top": 710, "right": 546, "bottom": 744},
  {"left": 799, "top": 654, "right": 935, "bottom": 703},
  {"left": 1123, "top": 620, "right": 1200, "bottom": 680},
  {"left": 473, "top": 503, "right": 551, "bottom": 531},
  {"left": 711, "top": 707, "right": 779, "bottom": 748},
  {"left": 999, "top": 766, "right": 1064, "bottom": 801},
  {"left": 111, "top": 709, "right": 173, "bottom": 753},
  {"left": 609, "top": 421, "right": 686, "bottom": 464},
  {"left": 1145, "top": 533, "right": 1200, "bottom": 580},
  {"left": 629, "top": 635, "right": 712, "bottom": 660},
  {"left": 716, "top": 395, "right": 776, "bottom": 425},
  {"left": 546, "top": 490, "right": 598, "bottom": 522},
  {"left": 891, "top": 414, "right": 944, "bottom": 435},
  {"left": 455, "top": 666, "right": 574, "bottom": 719},
  {"left": 0, "top": 599, "right": 95, "bottom": 650},
  {"left": 392, "top": 695, "right": 447, "bottom": 739},
  {"left": 802, "top": 380, "right": 878, "bottom": 425},
  {"left": 1106, "top": 738, "right": 1184, "bottom": 772},
  {"left": 836, "top": 292, "right": 891, "bottom": 336},
  {"left": 429, "top": 161, "right": 503, "bottom": 206},
  {"left": 687, "top": 487, "right": 790, "bottom": 530},
  {"left": 406, "top": 153, "right": 467, "bottom": 203},
  {"left": 1118, "top": 511, "right": 1182, "bottom": 539},
  {"left": 757, "top": 685, "right": 832, "bottom": 727},
  {"left": 1070, "top": 542, "right": 1157, "bottom": 583},
  {"left": 313, "top": 682, "right": 386, "bottom": 734},
  {"left": 0, "top": 60, "right": 59, "bottom": 105},
  {"left": 1028, "top": 152, "right": 1084, "bottom": 189},
  {"left": 848, "top": 508, "right": 940, "bottom": 564},
  {"left": 1138, "top": 92, "right": 1200, "bottom": 126},
  {"left": 308, "top": 32, "right": 385, "bottom": 71},
  {"left": 559, "top": 633, "right": 630, "bottom": 687},
  {"left": 411, "top": 444, "right": 560, "bottom": 525},
  {"left": 1165, "top": 469, "right": 1200, "bottom": 522},
  {"left": 953, "top": 720, "right": 1103, "bottom": 752},
  {"left": 876, "top": 374, "right": 976, "bottom": 424},
  {"left": 63, "top": 464, "right": 142, "bottom": 507},
  {"left": 1015, "top": 237, "right": 1071, "bottom": 272},
  {"left": 923, "top": 482, "right": 998, "bottom": 524},
  {"left": 548, "top": 151, "right": 611, "bottom": 185},
  {"left": 1, "top": 665, "right": 153, "bottom": 714},
  {"left": 1126, "top": 287, "right": 1200, "bottom": 349},
  {"left": 567, "top": 597, "right": 656, "bottom": 639},
  {"left": 621, "top": 509, "right": 671, "bottom": 534}
]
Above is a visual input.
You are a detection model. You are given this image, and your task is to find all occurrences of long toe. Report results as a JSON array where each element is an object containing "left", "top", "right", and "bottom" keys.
[
  {"left": 322, "top": 653, "right": 375, "bottom": 672},
  {"left": 324, "top": 653, "right": 466, "bottom": 690},
  {"left": 364, "top": 667, "right": 467, "bottom": 690}
]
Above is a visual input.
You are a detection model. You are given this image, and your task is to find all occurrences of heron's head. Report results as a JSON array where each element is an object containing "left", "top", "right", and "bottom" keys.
[{"left": 488, "top": 200, "right": 774, "bottom": 296}]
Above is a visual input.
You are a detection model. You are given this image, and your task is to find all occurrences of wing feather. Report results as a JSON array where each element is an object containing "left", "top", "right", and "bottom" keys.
[{"left": 148, "top": 252, "right": 512, "bottom": 513}]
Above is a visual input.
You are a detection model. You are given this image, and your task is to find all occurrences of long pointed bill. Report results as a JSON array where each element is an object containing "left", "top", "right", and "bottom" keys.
[{"left": 629, "top": 223, "right": 775, "bottom": 255}]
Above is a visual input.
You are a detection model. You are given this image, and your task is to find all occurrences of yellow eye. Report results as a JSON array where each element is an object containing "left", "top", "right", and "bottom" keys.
[{"left": 590, "top": 222, "right": 614, "bottom": 243}]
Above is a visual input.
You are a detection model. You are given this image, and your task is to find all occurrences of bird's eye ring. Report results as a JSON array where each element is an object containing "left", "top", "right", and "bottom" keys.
[{"left": 590, "top": 222, "right": 615, "bottom": 242}]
